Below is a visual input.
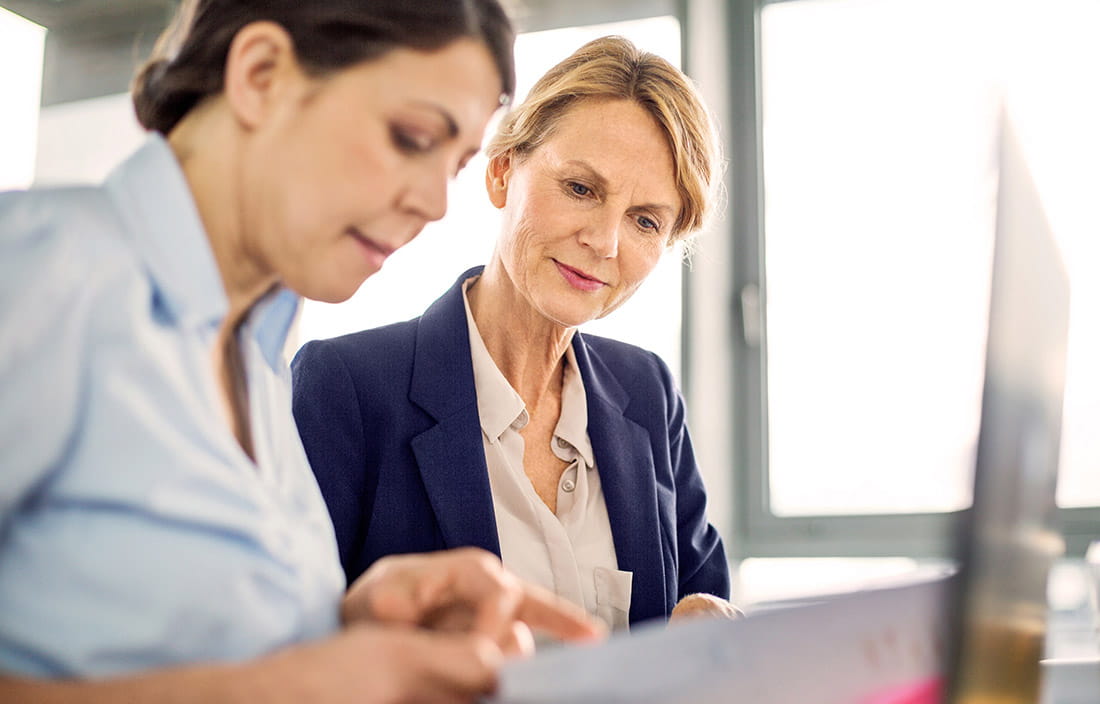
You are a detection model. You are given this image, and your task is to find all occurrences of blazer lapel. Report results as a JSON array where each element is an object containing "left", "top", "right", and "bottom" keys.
[
  {"left": 408, "top": 268, "right": 501, "bottom": 556},
  {"left": 574, "top": 335, "right": 668, "bottom": 623}
]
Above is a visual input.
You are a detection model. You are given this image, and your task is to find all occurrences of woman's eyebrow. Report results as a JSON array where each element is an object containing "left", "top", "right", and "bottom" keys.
[
  {"left": 562, "top": 159, "right": 608, "bottom": 190},
  {"left": 639, "top": 202, "right": 676, "bottom": 217},
  {"left": 408, "top": 101, "right": 459, "bottom": 138}
]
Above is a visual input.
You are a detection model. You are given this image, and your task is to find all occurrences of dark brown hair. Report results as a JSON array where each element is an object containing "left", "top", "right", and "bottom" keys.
[{"left": 132, "top": 0, "right": 516, "bottom": 134}]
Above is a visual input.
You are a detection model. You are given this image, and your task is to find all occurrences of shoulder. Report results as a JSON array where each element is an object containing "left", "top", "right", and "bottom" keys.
[
  {"left": 576, "top": 332, "right": 685, "bottom": 434},
  {"left": 0, "top": 186, "right": 143, "bottom": 514},
  {"left": 1, "top": 185, "right": 139, "bottom": 301},
  {"left": 1, "top": 184, "right": 126, "bottom": 242},
  {"left": 292, "top": 317, "right": 423, "bottom": 384},
  {"left": 295, "top": 268, "right": 473, "bottom": 379},
  {"left": 577, "top": 332, "right": 677, "bottom": 393},
  {"left": 0, "top": 184, "right": 155, "bottom": 407},
  {"left": 0, "top": 185, "right": 152, "bottom": 361}
]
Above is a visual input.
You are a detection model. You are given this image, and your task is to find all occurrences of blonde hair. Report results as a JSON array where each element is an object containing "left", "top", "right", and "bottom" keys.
[{"left": 486, "top": 35, "right": 721, "bottom": 240}]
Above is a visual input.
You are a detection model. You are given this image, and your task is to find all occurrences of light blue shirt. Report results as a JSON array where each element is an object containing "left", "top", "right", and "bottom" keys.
[{"left": 0, "top": 136, "right": 345, "bottom": 677}]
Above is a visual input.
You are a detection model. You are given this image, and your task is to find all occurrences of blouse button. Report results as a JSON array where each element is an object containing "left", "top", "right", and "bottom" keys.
[
  {"left": 556, "top": 437, "right": 569, "bottom": 449},
  {"left": 562, "top": 478, "right": 576, "bottom": 493}
]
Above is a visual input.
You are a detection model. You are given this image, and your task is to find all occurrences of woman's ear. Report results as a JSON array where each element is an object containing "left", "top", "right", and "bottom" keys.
[
  {"left": 485, "top": 153, "right": 512, "bottom": 209},
  {"left": 222, "top": 21, "right": 303, "bottom": 131}
]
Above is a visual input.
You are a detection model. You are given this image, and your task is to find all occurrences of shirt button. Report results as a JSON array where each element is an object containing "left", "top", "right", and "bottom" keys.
[
  {"left": 556, "top": 437, "right": 569, "bottom": 449},
  {"left": 562, "top": 478, "right": 576, "bottom": 492}
]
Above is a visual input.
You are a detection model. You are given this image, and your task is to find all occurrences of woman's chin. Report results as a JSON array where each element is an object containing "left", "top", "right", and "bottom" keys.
[
  {"left": 297, "top": 274, "right": 369, "bottom": 305},
  {"left": 535, "top": 303, "right": 600, "bottom": 330}
]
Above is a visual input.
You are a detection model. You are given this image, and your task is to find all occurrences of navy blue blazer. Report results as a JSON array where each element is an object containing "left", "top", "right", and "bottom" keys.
[{"left": 291, "top": 267, "right": 729, "bottom": 625}]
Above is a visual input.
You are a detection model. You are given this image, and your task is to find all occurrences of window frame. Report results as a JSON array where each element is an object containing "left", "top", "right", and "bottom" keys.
[{"left": 713, "top": 0, "right": 1099, "bottom": 560}]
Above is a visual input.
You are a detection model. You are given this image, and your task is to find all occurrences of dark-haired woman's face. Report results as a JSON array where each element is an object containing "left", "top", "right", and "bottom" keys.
[{"left": 241, "top": 39, "right": 502, "bottom": 303}]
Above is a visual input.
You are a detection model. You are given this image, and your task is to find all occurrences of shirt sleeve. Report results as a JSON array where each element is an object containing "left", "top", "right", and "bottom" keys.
[
  {"left": 291, "top": 339, "right": 371, "bottom": 580},
  {"left": 0, "top": 192, "right": 88, "bottom": 519}
]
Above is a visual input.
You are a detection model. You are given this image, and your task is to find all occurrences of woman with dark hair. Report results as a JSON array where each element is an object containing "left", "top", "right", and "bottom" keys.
[{"left": 0, "top": 1, "right": 600, "bottom": 702}]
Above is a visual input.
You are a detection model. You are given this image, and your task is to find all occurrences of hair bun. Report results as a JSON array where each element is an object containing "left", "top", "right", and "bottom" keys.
[{"left": 131, "top": 57, "right": 173, "bottom": 133}]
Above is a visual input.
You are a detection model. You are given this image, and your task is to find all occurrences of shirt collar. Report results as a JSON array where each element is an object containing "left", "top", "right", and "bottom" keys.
[
  {"left": 461, "top": 277, "right": 594, "bottom": 467},
  {"left": 243, "top": 286, "right": 302, "bottom": 371},
  {"left": 104, "top": 133, "right": 227, "bottom": 331},
  {"left": 463, "top": 277, "right": 527, "bottom": 442},
  {"left": 557, "top": 344, "right": 595, "bottom": 468},
  {"left": 104, "top": 134, "right": 300, "bottom": 371}
]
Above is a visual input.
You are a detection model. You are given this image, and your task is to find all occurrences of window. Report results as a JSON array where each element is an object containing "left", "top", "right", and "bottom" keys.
[
  {"left": 739, "top": 0, "right": 1100, "bottom": 558},
  {"left": 0, "top": 8, "right": 44, "bottom": 191},
  {"left": 295, "top": 15, "right": 688, "bottom": 378}
]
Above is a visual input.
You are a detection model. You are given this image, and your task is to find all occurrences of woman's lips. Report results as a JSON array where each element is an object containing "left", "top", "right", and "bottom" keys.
[
  {"left": 554, "top": 260, "right": 606, "bottom": 292},
  {"left": 348, "top": 227, "right": 393, "bottom": 270}
]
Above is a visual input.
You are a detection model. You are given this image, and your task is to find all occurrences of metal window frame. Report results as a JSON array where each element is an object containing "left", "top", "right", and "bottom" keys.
[{"left": 714, "top": 0, "right": 1099, "bottom": 560}]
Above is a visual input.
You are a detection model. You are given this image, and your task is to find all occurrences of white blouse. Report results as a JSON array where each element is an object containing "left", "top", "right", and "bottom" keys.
[{"left": 462, "top": 278, "right": 633, "bottom": 630}]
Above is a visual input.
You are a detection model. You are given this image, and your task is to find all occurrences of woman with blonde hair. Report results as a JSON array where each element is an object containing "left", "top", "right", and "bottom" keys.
[{"left": 293, "top": 35, "right": 737, "bottom": 630}]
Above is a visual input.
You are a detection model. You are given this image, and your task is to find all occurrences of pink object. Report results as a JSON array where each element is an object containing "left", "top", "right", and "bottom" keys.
[{"left": 858, "top": 677, "right": 943, "bottom": 704}]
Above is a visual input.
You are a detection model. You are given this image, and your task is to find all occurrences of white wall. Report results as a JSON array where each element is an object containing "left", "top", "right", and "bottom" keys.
[{"left": 35, "top": 92, "right": 145, "bottom": 186}]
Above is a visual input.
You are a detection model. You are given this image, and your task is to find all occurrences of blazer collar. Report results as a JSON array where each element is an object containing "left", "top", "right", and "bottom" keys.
[
  {"left": 409, "top": 267, "right": 483, "bottom": 420},
  {"left": 573, "top": 334, "right": 669, "bottom": 623},
  {"left": 408, "top": 267, "right": 501, "bottom": 555}
]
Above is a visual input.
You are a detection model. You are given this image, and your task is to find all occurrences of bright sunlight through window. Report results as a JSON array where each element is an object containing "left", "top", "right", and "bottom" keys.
[{"left": 762, "top": 0, "right": 1100, "bottom": 516}]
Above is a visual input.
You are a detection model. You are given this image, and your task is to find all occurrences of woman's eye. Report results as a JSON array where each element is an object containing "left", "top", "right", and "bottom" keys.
[
  {"left": 392, "top": 128, "right": 433, "bottom": 154},
  {"left": 569, "top": 182, "right": 591, "bottom": 197},
  {"left": 637, "top": 215, "right": 659, "bottom": 232}
]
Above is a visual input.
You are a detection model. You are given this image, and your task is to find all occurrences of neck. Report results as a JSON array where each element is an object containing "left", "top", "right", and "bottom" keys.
[
  {"left": 168, "top": 103, "right": 279, "bottom": 333},
  {"left": 468, "top": 257, "right": 575, "bottom": 412}
]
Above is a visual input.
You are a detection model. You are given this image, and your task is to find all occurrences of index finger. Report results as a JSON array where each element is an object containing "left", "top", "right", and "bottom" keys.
[{"left": 515, "top": 583, "right": 608, "bottom": 643}]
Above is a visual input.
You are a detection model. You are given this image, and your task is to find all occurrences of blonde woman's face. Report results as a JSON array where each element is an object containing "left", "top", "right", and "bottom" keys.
[
  {"left": 490, "top": 99, "right": 681, "bottom": 327},
  {"left": 242, "top": 39, "right": 503, "bottom": 303}
]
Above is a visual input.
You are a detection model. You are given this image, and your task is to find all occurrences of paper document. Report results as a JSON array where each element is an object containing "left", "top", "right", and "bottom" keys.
[{"left": 493, "top": 574, "right": 951, "bottom": 704}]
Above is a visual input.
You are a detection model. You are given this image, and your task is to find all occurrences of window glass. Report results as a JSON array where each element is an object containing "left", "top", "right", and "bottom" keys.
[
  {"left": 0, "top": 8, "right": 45, "bottom": 191},
  {"left": 761, "top": 0, "right": 1100, "bottom": 515}
]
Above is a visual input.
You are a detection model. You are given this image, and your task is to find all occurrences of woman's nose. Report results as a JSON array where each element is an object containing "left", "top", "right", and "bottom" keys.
[
  {"left": 400, "top": 169, "right": 449, "bottom": 223},
  {"left": 578, "top": 213, "right": 620, "bottom": 258}
]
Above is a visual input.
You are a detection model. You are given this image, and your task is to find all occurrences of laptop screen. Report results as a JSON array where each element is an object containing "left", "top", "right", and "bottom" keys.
[{"left": 945, "top": 111, "right": 1072, "bottom": 704}]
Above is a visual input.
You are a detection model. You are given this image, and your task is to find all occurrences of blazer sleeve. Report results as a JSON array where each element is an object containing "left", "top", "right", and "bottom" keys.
[
  {"left": 658, "top": 357, "right": 731, "bottom": 602},
  {"left": 291, "top": 339, "right": 372, "bottom": 581}
]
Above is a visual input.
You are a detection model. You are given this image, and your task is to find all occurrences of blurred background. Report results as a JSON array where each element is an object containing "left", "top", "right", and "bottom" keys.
[{"left": 1, "top": 0, "right": 1096, "bottom": 615}]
